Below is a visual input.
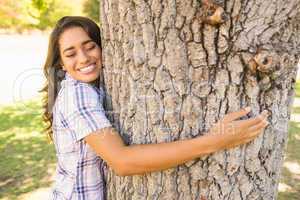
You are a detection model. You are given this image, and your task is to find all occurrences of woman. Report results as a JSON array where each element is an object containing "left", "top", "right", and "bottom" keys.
[{"left": 42, "top": 16, "right": 269, "bottom": 200}]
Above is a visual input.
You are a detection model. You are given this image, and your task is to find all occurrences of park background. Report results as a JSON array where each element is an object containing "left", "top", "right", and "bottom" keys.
[{"left": 0, "top": 0, "right": 299, "bottom": 199}]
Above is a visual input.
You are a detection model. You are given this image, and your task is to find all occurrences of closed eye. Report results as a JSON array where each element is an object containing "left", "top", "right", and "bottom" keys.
[
  {"left": 65, "top": 53, "right": 75, "bottom": 57},
  {"left": 86, "top": 44, "right": 96, "bottom": 51}
]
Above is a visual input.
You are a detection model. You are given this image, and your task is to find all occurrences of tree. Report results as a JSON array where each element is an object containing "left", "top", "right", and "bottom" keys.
[
  {"left": 28, "top": 0, "right": 72, "bottom": 30},
  {"left": 0, "top": 0, "right": 73, "bottom": 30},
  {"left": 83, "top": 0, "right": 100, "bottom": 23},
  {"left": 100, "top": 0, "right": 300, "bottom": 199}
]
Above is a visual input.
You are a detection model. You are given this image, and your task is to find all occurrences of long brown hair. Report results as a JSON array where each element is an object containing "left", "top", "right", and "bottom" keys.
[{"left": 41, "top": 16, "right": 102, "bottom": 140}]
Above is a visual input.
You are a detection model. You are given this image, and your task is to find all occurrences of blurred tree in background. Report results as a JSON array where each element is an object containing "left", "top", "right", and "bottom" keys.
[
  {"left": 28, "top": 0, "right": 72, "bottom": 30},
  {"left": 0, "top": 0, "right": 30, "bottom": 30},
  {"left": 0, "top": 0, "right": 80, "bottom": 31},
  {"left": 83, "top": 0, "right": 100, "bottom": 23}
]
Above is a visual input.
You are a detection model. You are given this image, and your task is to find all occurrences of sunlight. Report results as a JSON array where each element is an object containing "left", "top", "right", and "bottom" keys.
[
  {"left": 290, "top": 114, "right": 300, "bottom": 123},
  {"left": 18, "top": 187, "right": 51, "bottom": 200},
  {"left": 278, "top": 182, "right": 292, "bottom": 192},
  {"left": 284, "top": 161, "right": 300, "bottom": 175}
]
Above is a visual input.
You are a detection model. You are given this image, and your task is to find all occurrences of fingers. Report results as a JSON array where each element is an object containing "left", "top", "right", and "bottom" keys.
[
  {"left": 239, "top": 110, "right": 269, "bottom": 128},
  {"left": 222, "top": 107, "right": 251, "bottom": 123},
  {"left": 248, "top": 119, "right": 268, "bottom": 133},
  {"left": 237, "top": 125, "right": 267, "bottom": 147},
  {"left": 226, "top": 115, "right": 269, "bottom": 149},
  {"left": 242, "top": 119, "right": 268, "bottom": 145}
]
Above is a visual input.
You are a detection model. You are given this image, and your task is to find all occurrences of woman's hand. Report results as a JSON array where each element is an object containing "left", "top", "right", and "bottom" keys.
[{"left": 208, "top": 107, "right": 269, "bottom": 149}]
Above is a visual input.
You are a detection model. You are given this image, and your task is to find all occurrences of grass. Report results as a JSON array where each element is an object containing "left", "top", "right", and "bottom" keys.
[
  {"left": 278, "top": 112, "right": 300, "bottom": 199},
  {"left": 0, "top": 99, "right": 56, "bottom": 200},
  {"left": 0, "top": 86, "right": 299, "bottom": 199},
  {"left": 294, "top": 82, "right": 300, "bottom": 98},
  {"left": 276, "top": 81, "right": 300, "bottom": 199}
]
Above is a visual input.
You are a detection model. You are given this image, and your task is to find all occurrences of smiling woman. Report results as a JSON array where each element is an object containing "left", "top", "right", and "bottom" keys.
[{"left": 41, "top": 16, "right": 268, "bottom": 200}]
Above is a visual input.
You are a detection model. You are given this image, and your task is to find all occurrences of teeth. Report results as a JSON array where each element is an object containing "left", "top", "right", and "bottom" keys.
[{"left": 79, "top": 64, "right": 95, "bottom": 74}]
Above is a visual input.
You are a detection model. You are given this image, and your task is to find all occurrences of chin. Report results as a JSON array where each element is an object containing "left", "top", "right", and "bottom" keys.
[
  {"left": 80, "top": 75, "right": 99, "bottom": 83},
  {"left": 76, "top": 71, "right": 100, "bottom": 83}
]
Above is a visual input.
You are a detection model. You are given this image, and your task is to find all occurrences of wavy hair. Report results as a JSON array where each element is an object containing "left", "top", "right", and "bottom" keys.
[{"left": 40, "top": 16, "right": 101, "bottom": 140}]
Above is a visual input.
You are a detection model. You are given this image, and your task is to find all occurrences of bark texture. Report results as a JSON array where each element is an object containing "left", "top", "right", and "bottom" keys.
[{"left": 100, "top": 0, "right": 300, "bottom": 199}]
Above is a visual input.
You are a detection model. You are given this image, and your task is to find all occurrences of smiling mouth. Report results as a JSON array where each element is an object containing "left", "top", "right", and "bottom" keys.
[{"left": 78, "top": 63, "right": 97, "bottom": 74}]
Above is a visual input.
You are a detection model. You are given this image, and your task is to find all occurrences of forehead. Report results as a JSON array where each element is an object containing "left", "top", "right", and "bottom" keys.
[{"left": 59, "top": 26, "right": 91, "bottom": 49}]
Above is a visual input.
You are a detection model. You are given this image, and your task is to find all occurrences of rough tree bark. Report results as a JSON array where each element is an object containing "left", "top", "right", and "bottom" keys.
[{"left": 100, "top": 0, "right": 300, "bottom": 199}]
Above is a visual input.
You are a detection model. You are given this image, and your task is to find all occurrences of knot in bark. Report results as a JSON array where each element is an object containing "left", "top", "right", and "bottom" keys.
[
  {"left": 200, "top": 0, "right": 228, "bottom": 26},
  {"left": 248, "top": 50, "right": 279, "bottom": 74}
]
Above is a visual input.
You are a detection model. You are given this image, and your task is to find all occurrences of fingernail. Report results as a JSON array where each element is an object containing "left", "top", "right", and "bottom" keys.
[
  {"left": 262, "top": 110, "right": 269, "bottom": 115},
  {"left": 265, "top": 121, "right": 269, "bottom": 126}
]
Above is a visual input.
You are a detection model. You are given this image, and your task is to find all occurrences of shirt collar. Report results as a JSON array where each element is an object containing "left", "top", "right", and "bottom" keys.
[
  {"left": 63, "top": 72, "right": 102, "bottom": 93},
  {"left": 64, "top": 72, "right": 79, "bottom": 83}
]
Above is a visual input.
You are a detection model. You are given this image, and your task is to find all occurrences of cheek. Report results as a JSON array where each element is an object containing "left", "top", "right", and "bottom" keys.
[
  {"left": 93, "top": 48, "right": 102, "bottom": 61},
  {"left": 62, "top": 58, "right": 76, "bottom": 71}
]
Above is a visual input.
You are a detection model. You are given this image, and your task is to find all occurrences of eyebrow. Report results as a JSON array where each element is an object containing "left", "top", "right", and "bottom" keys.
[{"left": 62, "top": 39, "right": 94, "bottom": 54}]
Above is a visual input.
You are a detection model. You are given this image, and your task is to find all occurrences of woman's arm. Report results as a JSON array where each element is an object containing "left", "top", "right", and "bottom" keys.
[
  {"left": 85, "top": 128, "right": 231, "bottom": 176},
  {"left": 84, "top": 108, "right": 268, "bottom": 176}
]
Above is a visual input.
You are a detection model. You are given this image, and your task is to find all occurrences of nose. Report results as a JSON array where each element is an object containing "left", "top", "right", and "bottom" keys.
[{"left": 78, "top": 49, "right": 89, "bottom": 64}]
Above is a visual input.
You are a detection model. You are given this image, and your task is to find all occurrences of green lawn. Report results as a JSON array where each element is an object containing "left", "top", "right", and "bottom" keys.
[
  {"left": 294, "top": 82, "right": 300, "bottom": 98},
  {"left": 278, "top": 111, "right": 300, "bottom": 199},
  {"left": 0, "top": 90, "right": 299, "bottom": 199},
  {"left": 0, "top": 99, "right": 56, "bottom": 200}
]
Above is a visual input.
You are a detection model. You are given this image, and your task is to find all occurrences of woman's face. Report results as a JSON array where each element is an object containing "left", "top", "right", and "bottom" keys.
[{"left": 59, "top": 26, "right": 101, "bottom": 83}]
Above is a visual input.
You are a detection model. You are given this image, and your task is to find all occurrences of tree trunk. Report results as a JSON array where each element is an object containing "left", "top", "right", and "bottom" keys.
[{"left": 100, "top": 0, "right": 300, "bottom": 199}]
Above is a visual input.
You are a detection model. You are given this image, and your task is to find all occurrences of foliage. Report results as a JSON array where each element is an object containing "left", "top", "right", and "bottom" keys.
[
  {"left": 0, "top": 0, "right": 74, "bottom": 31},
  {"left": 28, "top": 0, "right": 72, "bottom": 30},
  {"left": 0, "top": 0, "right": 31, "bottom": 30},
  {"left": 83, "top": 0, "right": 100, "bottom": 23}
]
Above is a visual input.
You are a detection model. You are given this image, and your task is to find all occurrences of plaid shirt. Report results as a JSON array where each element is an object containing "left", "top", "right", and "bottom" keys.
[{"left": 49, "top": 73, "right": 112, "bottom": 200}]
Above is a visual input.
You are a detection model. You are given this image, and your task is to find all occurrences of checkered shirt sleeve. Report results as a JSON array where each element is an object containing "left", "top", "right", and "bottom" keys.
[{"left": 62, "top": 82, "right": 112, "bottom": 141}]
